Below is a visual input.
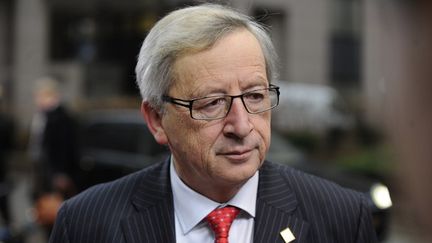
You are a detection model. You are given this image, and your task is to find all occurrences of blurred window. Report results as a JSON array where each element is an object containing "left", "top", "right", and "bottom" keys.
[
  {"left": 329, "top": 0, "right": 362, "bottom": 85},
  {"left": 48, "top": 7, "right": 161, "bottom": 96}
]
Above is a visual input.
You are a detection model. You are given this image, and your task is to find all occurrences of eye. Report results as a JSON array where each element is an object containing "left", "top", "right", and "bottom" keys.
[
  {"left": 244, "top": 91, "right": 265, "bottom": 103},
  {"left": 194, "top": 97, "right": 227, "bottom": 112}
]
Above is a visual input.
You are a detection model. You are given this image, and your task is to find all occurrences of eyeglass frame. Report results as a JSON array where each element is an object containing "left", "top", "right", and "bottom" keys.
[{"left": 161, "top": 84, "right": 280, "bottom": 120}]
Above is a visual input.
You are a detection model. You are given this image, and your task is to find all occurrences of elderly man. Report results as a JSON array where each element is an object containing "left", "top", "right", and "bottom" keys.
[{"left": 49, "top": 4, "right": 377, "bottom": 243}]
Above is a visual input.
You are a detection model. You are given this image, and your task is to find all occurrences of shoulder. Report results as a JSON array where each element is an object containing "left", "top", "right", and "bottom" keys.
[
  {"left": 60, "top": 170, "right": 141, "bottom": 218},
  {"left": 45, "top": 106, "right": 75, "bottom": 128},
  {"left": 262, "top": 161, "right": 365, "bottom": 202},
  {"left": 50, "top": 161, "right": 168, "bottom": 242},
  {"left": 58, "top": 161, "right": 167, "bottom": 220},
  {"left": 261, "top": 161, "right": 376, "bottom": 241},
  {"left": 261, "top": 161, "right": 369, "bottom": 223}
]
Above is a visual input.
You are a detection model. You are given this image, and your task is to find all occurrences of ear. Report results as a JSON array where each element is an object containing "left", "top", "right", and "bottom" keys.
[{"left": 141, "top": 101, "right": 168, "bottom": 145}]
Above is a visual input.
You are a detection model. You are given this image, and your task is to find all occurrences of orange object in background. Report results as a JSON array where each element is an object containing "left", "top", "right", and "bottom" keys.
[{"left": 34, "top": 193, "right": 63, "bottom": 227}]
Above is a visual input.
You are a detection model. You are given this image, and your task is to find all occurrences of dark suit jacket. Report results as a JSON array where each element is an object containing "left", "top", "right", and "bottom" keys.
[
  {"left": 33, "top": 105, "right": 79, "bottom": 197},
  {"left": 42, "top": 105, "right": 79, "bottom": 177},
  {"left": 49, "top": 160, "right": 378, "bottom": 243}
]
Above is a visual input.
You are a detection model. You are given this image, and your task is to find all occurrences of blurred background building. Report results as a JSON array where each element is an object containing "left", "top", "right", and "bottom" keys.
[
  {"left": 0, "top": 0, "right": 388, "bottom": 131},
  {"left": 0, "top": 0, "right": 430, "bottom": 242}
]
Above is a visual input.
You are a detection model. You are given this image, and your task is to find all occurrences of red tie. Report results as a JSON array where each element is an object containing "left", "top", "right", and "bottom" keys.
[{"left": 206, "top": 206, "right": 240, "bottom": 243}]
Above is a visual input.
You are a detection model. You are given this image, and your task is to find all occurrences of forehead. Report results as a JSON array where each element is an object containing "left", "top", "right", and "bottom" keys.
[{"left": 171, "top": 29, "right": 268, "bottom": 97}]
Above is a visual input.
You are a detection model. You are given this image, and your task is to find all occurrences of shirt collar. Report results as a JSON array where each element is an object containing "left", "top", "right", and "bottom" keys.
[{"left": 170, "top": 158, "right": 258, "bottom": 235}]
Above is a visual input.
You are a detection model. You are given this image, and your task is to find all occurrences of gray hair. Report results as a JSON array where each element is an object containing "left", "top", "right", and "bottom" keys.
[
  {"left": 135, "top": 4, "right": 279, "bottom": 110},
  {"left": 34, "top": 76, "right": 61, "bottom": 95}
]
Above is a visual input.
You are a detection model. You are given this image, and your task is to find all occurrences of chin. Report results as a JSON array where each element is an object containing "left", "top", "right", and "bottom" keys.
[{"left": 227, "top": 162, "right": 260, "bottom": 181}]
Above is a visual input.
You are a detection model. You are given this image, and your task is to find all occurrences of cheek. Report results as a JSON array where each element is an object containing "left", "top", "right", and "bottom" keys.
[
  {"left": 163, "top": 112, "right": 214, "bottom": 154},
  {"left": 253, "top": 116, "right": 272, "bottom": 152},
  {"left": 192, "top": 124, "right": 222, "bottom": 156},
  {"left": 254, "top": 114, "right": 271, "bottom": 135}
]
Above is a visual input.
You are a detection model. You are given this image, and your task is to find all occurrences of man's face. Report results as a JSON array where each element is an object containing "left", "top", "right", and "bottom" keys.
[
  {"left": 160, "top": 29, "right": 271, "bottom": 196},
  {"left": 34, "top": 90, "right": 59, "bottom": 112}
]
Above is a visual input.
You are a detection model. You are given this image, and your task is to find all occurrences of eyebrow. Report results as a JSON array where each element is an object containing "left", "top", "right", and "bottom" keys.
[
  {"left": 188, "top": 86, "right": 226, "bottom": 99},
  {"left": 243, "top": 81, "right": 268, "bottom": 90},
  {"left": 191, "top": 77, "right": 269, "bottom": 97}
]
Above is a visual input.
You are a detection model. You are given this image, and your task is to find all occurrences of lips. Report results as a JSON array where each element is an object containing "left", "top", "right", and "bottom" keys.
[{"left": 218, "top": 148, "right": 254, "bottom": 162}]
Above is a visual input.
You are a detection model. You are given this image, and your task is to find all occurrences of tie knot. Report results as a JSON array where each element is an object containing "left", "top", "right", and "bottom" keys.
[{"left": 206, "top": 206, "right": 240, "bottom": 243}]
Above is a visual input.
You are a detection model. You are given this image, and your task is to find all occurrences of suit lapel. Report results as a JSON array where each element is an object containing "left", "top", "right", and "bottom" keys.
[
  {"left": 254, "top": 162, "right": 310, "bottom": 243},
  {"left": 120, "top": 160, "right": 310, "bottom": 243},
  {"left": 121, "top": 160, "right": 176, "bottom": 243}
]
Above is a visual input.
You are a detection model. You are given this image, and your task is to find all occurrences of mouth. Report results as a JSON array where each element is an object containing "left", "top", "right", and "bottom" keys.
[{"left": 218, "top": 148, "right": 254, "bottom": 162}]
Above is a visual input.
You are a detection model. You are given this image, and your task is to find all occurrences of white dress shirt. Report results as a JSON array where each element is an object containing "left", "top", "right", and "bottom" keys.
[{"left": 170, "top": 159, "right": 258, "bottom": 243}]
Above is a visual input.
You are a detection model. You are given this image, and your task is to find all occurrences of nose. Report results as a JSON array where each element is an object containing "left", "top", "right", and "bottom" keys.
[{"left": 222, "top": 97, "right": 253, "bottom": 138}]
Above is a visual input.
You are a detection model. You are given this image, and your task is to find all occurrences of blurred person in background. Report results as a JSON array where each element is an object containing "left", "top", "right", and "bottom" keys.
[
  {"left": 49, "top": 4, "right": 377, "bottom": 243},
  {"left": 0, "top": 85, "right": 14, "bottom": 229},
  {"left": 28, "top": 77, "right": 79, "bottom": 232}
]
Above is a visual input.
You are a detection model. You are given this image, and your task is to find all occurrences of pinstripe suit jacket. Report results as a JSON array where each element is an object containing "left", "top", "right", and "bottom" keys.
[{"left": 49, "top": 159, "right": 377, "bottom": 243}]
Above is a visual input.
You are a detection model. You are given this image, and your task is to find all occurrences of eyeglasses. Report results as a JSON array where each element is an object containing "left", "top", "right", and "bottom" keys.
[{"left": 162, "top": 85, "right": 280, "bottom": 120}]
